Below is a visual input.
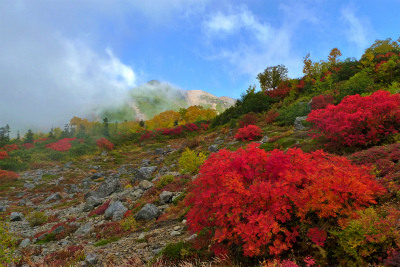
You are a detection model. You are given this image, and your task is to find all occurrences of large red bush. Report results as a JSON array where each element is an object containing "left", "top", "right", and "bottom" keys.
[
  {"left": 0, "top": 151, "right": 9, "bottom": 160},
  {"left": 311, "top": 94, "right": 335, "bottom": 110},
  {"left": 46, "top": 138, "right": 77, "bottom": 152},
  {"left": 0, "top": 169, "right": 19, "bottom": 183},
  {"left": 307, "top": 90, "right": 400, "bottom": 147},
  {"left": 96, "top": 137, "right": 114, "bottom": 150},
  {"left": 186, "top": 144, "right": 385, "bottom": 257},
  {"left": 234, "top": 125, "right": 263, "bottom": 141}
]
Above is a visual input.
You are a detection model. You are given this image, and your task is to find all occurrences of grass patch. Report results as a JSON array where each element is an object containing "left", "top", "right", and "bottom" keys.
[
  {"left": 41, "top": 174, "right": 58, "bottom": 180},
  {"left": 93, "top": 237, "right": 120, "bottom": 247}
]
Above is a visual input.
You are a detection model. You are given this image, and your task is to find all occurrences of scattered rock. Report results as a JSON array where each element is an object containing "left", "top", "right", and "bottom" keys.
[
  {"left": 86, "top": 253, "right": 98, "bottom": 265},
  {"left": 294, "top": 116, "right": 308, "bottom": 131},
  {"left": 74, "top": 222, "right": 93, "bottom": 237},
  {"left": 185, "top": 234, "right": 197, "bottom": 242},
  {"left": 19, "top": 238, "right": 31, "bottom": 248},
  {"left": 104, "top": 201, "right": 128, "bottom": 221},
  {"left": 88, "top": 179, "right": 122, "bottom": 199},
  {"left": 137, "top": 243, "right": 148, "bottom": 249},
  {"left": 159, "top": 191, "right": 173, "bottom": 205},
  {"left": 0, "top": 206, "right": 6, "bottom": 212},
  {"left": 44, "top": 193, "right": 62, "bottom": 203},
  {"left": 138, "top": 232, "right": 146, "bottom": 240},
  {"left": 260, "top": 136, "right": 269, "bottom": 144},
  {"left": 24, "top": 183, "right": 35, "bottom": 189},
  {"left": 90, "top": 172, "right": 103, "bottom": 180},
  {"left": 131, "top": 189, "right": 144, "bottom": 200},
  {"left": 135, "top": 203, "right": 161, "bottom": 221},
  {"left": 208, "top": 144, "right": 219, "bottom": 153},
  {"left": 139, "top": 180, "right": 154, "bottom": 191},
  {"left": 154, "top": 148, "right": 164, "bottom": 155},
  {"left": 170, "top": 231, "right": 181, "bottom": 236},
  {"left": 82, "top": 196, "right": 103, "bottom": 212},
  {"left": 10, "top": 212, "right": 23, "bottom": 221},
  {"left": 51, "top": 225, "right": 65, "bottom": 235},
  {"left": 69, "top": 184, "right": 79, "bottom": 193},
  {"left": 134, "top": 166, "right": 157, "bottom": 182},
  {"left": 101, "top": 151, "right": 108, "bottom": 156}
]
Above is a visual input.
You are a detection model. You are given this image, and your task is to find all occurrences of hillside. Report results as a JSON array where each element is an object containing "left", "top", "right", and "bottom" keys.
[
  {"left": 1, "top": 37, "right": 400, "bottom": 267},
  {"left": 96, "top": 80, "right": 235, "bottom": 122}
]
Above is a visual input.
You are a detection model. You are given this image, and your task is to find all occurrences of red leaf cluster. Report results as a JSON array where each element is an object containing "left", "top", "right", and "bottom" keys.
[
  {"left": 88, "top": 200, "right": 111, "bottom": 217},
  {"left": 162, "top": 126, "right": 183, "bottom": 136},
  {"left": 265, "top": 110, "right": 279, "bottom": 124},
  {"left": 0, "top": 169, "right": 19, "bottom": 183},
  {"left": 22, "top": 143, "right": 34, "bottom": 150},
  {"left": 184, "top": 123, "right": 199, "bottom": 132},
  {"left": 239, "top": 112, "right": 258, "bottom": 128},
  {"left": 307, "top": 90, "right": 400, "bottom": 147},
  {"left": 0, "top": 151, "right": 9, "bottom": 160},
  {"left": 96, "top": 137, "right": 114, "bottom": 150},
  {"left": 234, "top": 125, "right": 262, "bottom": 141},
  {"left": 1, "top": 144, "right": 19, "bottom": 152},
  {"left": 46, "top": 138, "right": 77, "bottom": 152},
  {"left": 186, "top": 144, "right": 385, "bottom": 257},
  {"left": 265, "top": 82, "right": 293, "bottom": 99},
  {"left": 311, "top": 94, "right": 335, "bottom": 110}
]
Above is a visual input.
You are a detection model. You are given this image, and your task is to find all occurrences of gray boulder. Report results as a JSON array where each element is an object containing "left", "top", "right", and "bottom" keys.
[
  {"left": 10, "top": 212, "right": 23, "bottom": 221},
  {"left": 19, "top": 238, "right": 31, "bottom": 248},
  {"left": 105, "top": 201, "right": 128, "bottom": 221},
  {"left": 154, "top": 148, "right": 164, "bottom": 155},
  {"left": 139, "top": 180, "right": 154, "bottom": 190},
  {"left": 24, "top": 183, "right": 35, "bottom": 189},
  {"left": 82, "top": 196, "right": 103, "bottom": 212},
  {"left": 135, "top": 203, "right": 161, "bottom": 221},
  {"left": 208, "top": 144, "right": 219, "bottom": 153},
  {"left": 74, "top": 222, "right": 93, "bottom": 237},
  {"left": 141, "top": 159, "right": 151, "bottom": 166},
  {"left": 89, "top": 179, "right": 122, "bottom": 199},
  {"left": 44, "top": 193, "right": 61, "bottom": 203},
  {"left": 159, "top": 191, "right": 173, "bottom": 205},
  {"left": 134, "top": 166, "right": 157, "bottom": 182},
  {"left": 260, "top": 136, "right": 269, "bottom": 144},
  {"left": 294, "top": 116, "right": 308, "bottom": 131},
  {"left": 131, "top": 189, "right": 144, "bottom": 200},
  {"left": 86, "top": 253, "right": 98, "bottom": 265},
  {"left": 0, "top": 206, "right": 6, "bottom": 212}
]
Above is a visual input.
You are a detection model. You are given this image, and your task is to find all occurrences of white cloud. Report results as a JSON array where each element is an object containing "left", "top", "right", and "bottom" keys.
[
  {"left": 340, "top": 5, "right": 371, "bottom": 51},
  {"left": 202, "top": 4, "right": 311, "bottom": 79}
]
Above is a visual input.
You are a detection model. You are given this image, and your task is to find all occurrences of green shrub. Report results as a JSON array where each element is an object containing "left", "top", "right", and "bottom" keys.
[
  {"left": 156, "top": 175, "right": 175, "bottom": 190},
  {"left": 276, "top": 101, "right": 310, "bottom": 126},
  {"left": 26, "top": 211, "right": 48, "bottom": 227},
  {"left": 178, "top": 148, "right": 207, "bottom": 175},
  {"left": 162, "top": 241, "right": 195, "bottom": 261},
  {"left": 336, "top": 70, "right": 373, "bottom": 102},
  {"left": 0, "top": 221, "right": 17, "bottom": 265}
]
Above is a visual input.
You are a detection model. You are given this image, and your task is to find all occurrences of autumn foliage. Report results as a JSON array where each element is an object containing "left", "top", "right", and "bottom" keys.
[
  {"left": 310, "top": 94, "right": 335, "bottom": 110},
  {"left": 186, "top": 144, "right": 385, "bottom": 257},
  {"left": 307, "top": 90, "right": 400, "bottom": 147},
  {"left": 234, "top": 125, "right": 262, "bottom": 141},
  {"left": 46, "top": 138, "right": 77, "bottom": 152},
  {"left": 96, "top": 137, "right": 114, "bottom": 150},
  {"left": 0, "top": 169, "right": 19, "bottom": 183}
]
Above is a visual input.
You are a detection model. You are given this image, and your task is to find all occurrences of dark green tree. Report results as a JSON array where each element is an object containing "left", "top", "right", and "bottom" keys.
[
  {"left": 103, "top": 117, "right": 109, "bottom": 137},
  {"left": 139, "top": 119, "right": 145, "bottom": 128},
  {"left": 60, "top": 124, "right": 70, "bottom": 139},
  {"left": 257, "top": 64, "right": 288, "bottom": 91},
  {"left": 24, "top": 129, "right": 34, "bottom": 144},
  {"left": 48, "top": 127, "right": 55, "bottom": 139}
]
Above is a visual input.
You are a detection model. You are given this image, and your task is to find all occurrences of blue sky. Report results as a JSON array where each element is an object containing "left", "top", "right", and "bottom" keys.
[{"left": 1, "top": 0, "right": 399, "bottom": 133}]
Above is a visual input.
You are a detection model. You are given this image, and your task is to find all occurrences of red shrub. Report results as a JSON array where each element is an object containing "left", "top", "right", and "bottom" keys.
[
  {"left": 43, "top": 245, "right": 84, "bottom": 266},
  {"left": 22, "top": 143, "right": 34, "bottom": 150},
  {"left": 94, "top": 221, "right": 125, "bottom": 239},
  {"left": 311, "top": 94, "right": 335, "bottom": 110},
  {"left": 184, "top": 123, "right": 199, "bottom": 132},
  {"left": 96, "top": 137, "right": 114, "bottom": 150},
  {"left": 0, "top": 151, "right": 9, "bottom": 160},
  {"left": 265, "top": 110, "right": 279, "bottom": 124},
  {"left": 46, "top": 138, "right": 77, "bottom": 152},
  {"left": 163, "top": 126, "right": 183, "bottom": 136},
  {"left": 140, "top": 130, "right": 154, "bottom": 141},
  {"left": 1, "top": 144, "right": 19, "bottom": 152},
  {"left": 349, "top": 143, "right": 400, "bottom": 192},
  {"left": 234, "top": 125, "right": 263, "bottom": 141},
  {"left": 265, "top": 82, "right": 293, "bottom": 99},
  {"left": 200, "top": 123, "right": 209, "bottom": 131},
  {"left": 239, "top": 112, "right": 258, "bottom": 128},
  {"left": 307, "top": 90, "right": 400, "bottom": 147},
  {"left": 0, "top": 169, "right": 19, "bottom": 183},
  {"left": 186, "top": 144, "right": 385, "bottom": 257},
  {"left": 88, "top": 200, "right": 111, "bottom": 217}
]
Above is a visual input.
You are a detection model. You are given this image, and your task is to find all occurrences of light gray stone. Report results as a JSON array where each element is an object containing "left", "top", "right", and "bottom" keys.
[
  {"left": 0, "top": 206, "right": 6, "bottom": 212},
  {"left": 89, "top": 179, "right": 122, "bottom": 199},
  {"left": 159, "top": 191, "right": 173, "bottom": 205},
  {"left": 86, "top": 253, "right": 98, "bottom": 265},
  {"left": 134, "top": 166, "right": 157, "bottom": 182},
  {"left": 19, "top": 238, "right": 31, "bottom": 248},
  {"left": 294, "top": 116, "right": 308, "bottom": 131},
  {"left": 104, "top": 201, "right": 128, "bottom": 221},
  {"left": 138, "top": 232, "right": 146, "bottom": 240},
  {"left": 24, "top": 183, "right": 35, "bottom": 189},
  {"left": 10, "top": 212, "right": 23, "bottom": 221},
  {"left": 44, "top": 193, "right": 62, "bottom": 203},
  {"left": 260, "top": 136, "right": 269, "bottom": 144},
  {"left": 131, "top": 189, "right": 144, "bottom": 200},
  {"left": 185, "top": 234, "right": 197, "bottom": 242},
  {"left": 170, "top": 231, "right": 181, "bottom": 236},
  {"left": 135, "top": 203, "right": 161, "bottom": 221},
  {"left": 74, "top": 222, "right": 93, "bottom": 237},
  {"left": 139, "top": 180, "right": 154, "bottom": 190},
  {"left": 82, "top": 197, "right": 103, "bottom": 212},
  {"left": 208, "top": 144, "right": 219, "bottom": 153}
]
